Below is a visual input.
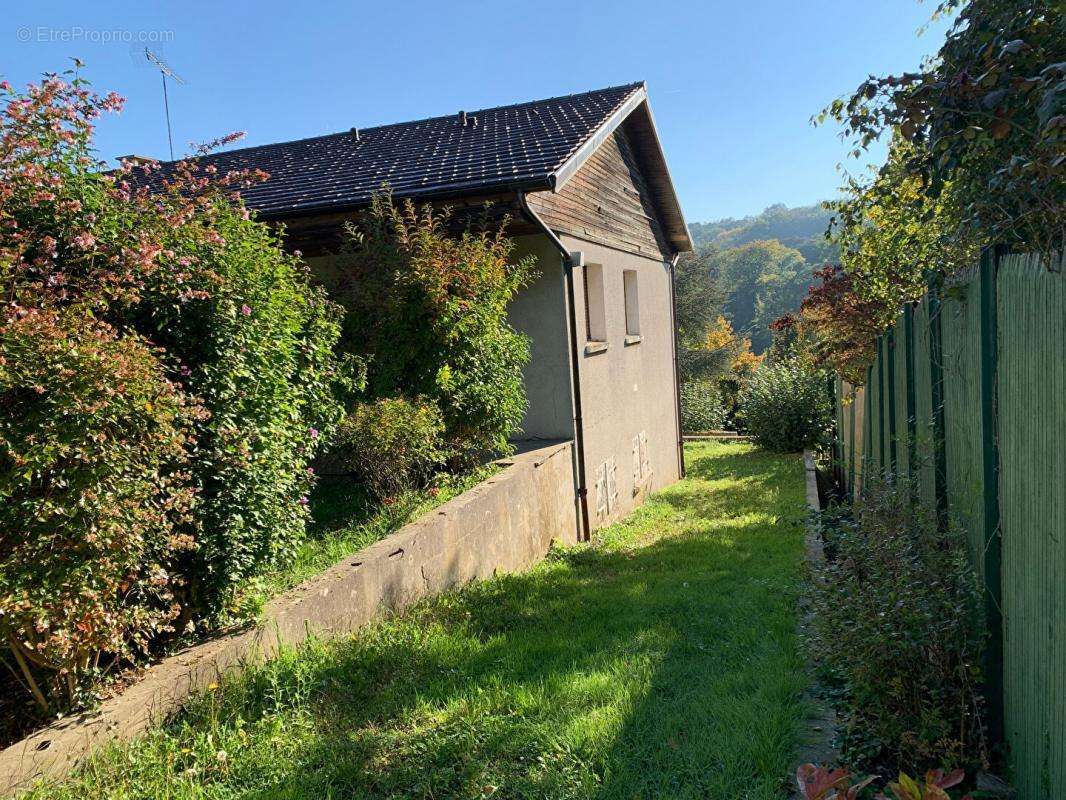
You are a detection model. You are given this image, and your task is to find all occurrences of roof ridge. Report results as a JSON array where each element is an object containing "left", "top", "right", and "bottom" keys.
[{"left": 152, "top": 82, "right": 645, "bottom": 165}]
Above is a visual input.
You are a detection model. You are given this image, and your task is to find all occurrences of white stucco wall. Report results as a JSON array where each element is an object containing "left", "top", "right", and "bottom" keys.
[
  {"left": 560, "top": 236, "right": 683, "bottom": 528},
  {"left": 506, "top": 235, "right": 574, "bottom": 441}
]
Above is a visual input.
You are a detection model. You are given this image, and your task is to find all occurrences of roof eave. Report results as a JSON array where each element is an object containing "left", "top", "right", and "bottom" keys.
[
  {"left": 628, "top": 99, "right": 694, "bottom": 253},
  {"left": 255, "top": 174, "right": 553, "bottom": 222}
]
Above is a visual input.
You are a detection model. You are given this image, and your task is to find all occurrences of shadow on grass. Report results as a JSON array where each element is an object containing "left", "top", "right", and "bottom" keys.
[
  {"left": 42, "top": 444, "right": 808, "bottom": 800},
  {"left": 242, "top": 447, "right": 803, "bottom": 798}
]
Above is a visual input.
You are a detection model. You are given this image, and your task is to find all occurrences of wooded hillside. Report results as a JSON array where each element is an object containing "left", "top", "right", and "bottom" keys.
[
  {"left": 684, "top": 202, "right": 838, "bottom": 353},
  {"left": 688, "top": 202, "right": 839, "bottom": 264}
]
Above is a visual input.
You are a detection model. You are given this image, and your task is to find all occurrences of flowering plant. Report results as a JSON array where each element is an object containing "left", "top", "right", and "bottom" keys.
[{"left": 0, "top": 64, "right": 344, "bottom": 713}]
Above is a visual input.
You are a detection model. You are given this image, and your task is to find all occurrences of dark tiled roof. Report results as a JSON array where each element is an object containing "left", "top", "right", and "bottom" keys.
[{"left": 159, "top": 83, "right": 645, "bottom": 218}]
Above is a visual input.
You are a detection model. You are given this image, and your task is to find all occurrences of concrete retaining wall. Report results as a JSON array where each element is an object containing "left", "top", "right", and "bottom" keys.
[{"left": 0, "top": 441, "right": 577, "bottom": 796}]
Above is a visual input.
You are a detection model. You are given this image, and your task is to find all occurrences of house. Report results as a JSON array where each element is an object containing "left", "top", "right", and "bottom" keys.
[{"left": 171, "top": 82, "right": 693, "bottom": 538}]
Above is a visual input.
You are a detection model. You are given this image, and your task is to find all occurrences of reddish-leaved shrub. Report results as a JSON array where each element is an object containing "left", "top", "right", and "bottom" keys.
[
  {"left": 796, "top": 763, "right": 974, "bottom": 800},
  {"left": 0, "top": 65, "right": 346, "bottom": 714},
  {"left": 0, "top": 308, "right": 199, "bottom": 710}
]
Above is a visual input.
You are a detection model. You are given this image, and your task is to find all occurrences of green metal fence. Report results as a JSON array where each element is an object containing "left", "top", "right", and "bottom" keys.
[{"left": 834, "top": 249, "right": 1066, "bottom": 800}]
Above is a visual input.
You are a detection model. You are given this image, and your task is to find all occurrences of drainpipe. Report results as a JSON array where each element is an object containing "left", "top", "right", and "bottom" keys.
[
  {"left": 517, "top": 192, "right": 591, "bottom": 541},
  {"left": 668, "top": 254, "right": 686, "bottom": 478}
]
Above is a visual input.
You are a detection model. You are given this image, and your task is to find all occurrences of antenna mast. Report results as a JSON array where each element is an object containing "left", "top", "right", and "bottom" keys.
[{"left": 145, "top": 48, "right": 186, "bottom": 160}]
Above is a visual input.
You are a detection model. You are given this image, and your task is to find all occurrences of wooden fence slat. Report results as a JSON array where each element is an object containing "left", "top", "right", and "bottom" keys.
[
  {"left": 831, "top": 250, "right": 1066, "bottom": 798},
  {"left": 997, "top": 251, "right": 1066, "bottom": 799}
]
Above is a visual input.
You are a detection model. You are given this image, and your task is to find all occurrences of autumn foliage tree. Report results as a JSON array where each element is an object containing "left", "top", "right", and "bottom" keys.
[
  {"left": 795, "top": 0, "right": 1063, "bottom": 385},
  {"left": 829, "top": 137, "right": 983, "bottom": 313},
  {"left": 795, "top": 266, "right": 893, "bottom": 386}
]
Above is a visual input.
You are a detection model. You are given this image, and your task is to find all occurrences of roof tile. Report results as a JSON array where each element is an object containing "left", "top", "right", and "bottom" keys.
[{"left": 160, "top": 83, "right": 644, "bottom": 217}]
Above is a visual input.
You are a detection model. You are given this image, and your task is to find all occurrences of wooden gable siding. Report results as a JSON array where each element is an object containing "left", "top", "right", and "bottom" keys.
[{"left": 527, "top": 126, "right": 672, "bottom": 260}]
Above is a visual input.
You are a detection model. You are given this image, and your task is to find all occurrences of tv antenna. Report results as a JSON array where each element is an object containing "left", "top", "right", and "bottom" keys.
[{"left": 144, "top": 48, "right": 186, "bottom": 160}]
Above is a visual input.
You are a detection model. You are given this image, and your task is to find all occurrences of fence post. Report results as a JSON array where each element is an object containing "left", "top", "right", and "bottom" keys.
[
  {"left": 978, "top": 247, "right": 1004, "bottom": 744},
  {"left": 833, "top": 375, "right": 844, "bottom": 487},
  {"left": 864, "top": 363, "right": 874, "bottom": 494},
  {"left": 927, "top": 285, "right": 948, "bottom": 523},
  {"left": 877, "top": 338, "right": 886, "bottom": 472},
  {"left": 848, "top": 385, "right": 856, "bottom": 495},
  {"left": 904, "top": 304, "right": 917, "bottom": 480},
  {"left": 886, "top": 329, "right": 898, "bottom": 474}
]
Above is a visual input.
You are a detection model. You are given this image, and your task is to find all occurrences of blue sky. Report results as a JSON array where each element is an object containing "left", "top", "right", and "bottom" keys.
[{"left": 3, "top": 1, "right": 951, "bottom": 223}]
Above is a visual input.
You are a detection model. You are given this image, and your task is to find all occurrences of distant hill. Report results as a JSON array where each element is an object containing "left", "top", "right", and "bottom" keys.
[{"left": 688, "top": 202, "right": 839, "bottom": 265}]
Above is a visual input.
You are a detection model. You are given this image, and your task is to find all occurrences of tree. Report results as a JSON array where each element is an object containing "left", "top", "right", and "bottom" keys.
[
  {"left": 673, "top": 246, "right": 725, "bottom": 348},
  {"left": 822, "top": 0, "right": 1064, "bottom": 252},
  {"left": 716, "top": 240, "right": 813, "bottom": 353},
  {"left": 830, "top": 135, "right": 983, "bottom": 313},
  {"left": 673, "top": 250, "right": 739, "bottom": 386},
  {"left": 795, "top": 1, "right": 1063, "bottom": 387},
  {"left": 795, "top": 266, "right": 893, "bottom": 386}
]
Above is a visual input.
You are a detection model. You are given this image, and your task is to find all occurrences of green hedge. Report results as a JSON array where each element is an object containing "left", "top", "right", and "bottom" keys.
[
  {"left": 680, "top": 381, "right": 727, "bottom": 433},
  {"left": 739, "top": 360, "right": 832, "bottom": 452}
]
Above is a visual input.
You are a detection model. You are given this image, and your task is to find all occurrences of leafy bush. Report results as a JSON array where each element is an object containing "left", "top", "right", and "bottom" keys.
[
  {"left": 796, "top": 763, "right": 974, "bottom": 800},
  {"left": 679, "top": 381, "right": 726, "bottom": 433},
  {"left": 335, "top": 195, "right": 533, "bottom": 462},
  {"left": 808, "top": 475, "right": 986, "bottom": 772},
  {"left": 0, "top": 68, "right": 345, "bottom": 708},
  {"left": 332, "top": 397, "right": 445, "bottom": 499},
  {"left": 0, "top": 309, "right": 198, "bottom": 711},
  {"left": 127, "top": 197, "right": 347, "bottom": 618},
  {"left": 738, "top": 359, "right": 831, "bottom": 451}
]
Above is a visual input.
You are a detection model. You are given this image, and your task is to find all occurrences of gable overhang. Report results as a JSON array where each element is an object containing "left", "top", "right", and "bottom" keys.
[
  {"left": 548, "top": 85, "right": 648, "bottom": 193},
  {"left": 548, "top": 83, "right": 694, "bottom": 254}
]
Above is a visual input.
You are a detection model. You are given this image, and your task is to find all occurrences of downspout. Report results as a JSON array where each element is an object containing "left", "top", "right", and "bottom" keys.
[
  {"left": 668, "top": 254, "right": 686, "bottom": 478},
  {"left": 517, "top": 192, "right": 591, "bottom": 541}
]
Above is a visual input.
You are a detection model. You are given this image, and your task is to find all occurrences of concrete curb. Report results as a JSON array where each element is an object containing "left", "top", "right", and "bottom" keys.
[
  {"left": 791, "top": 450, "right": 841, "bottom": 795},
  {"left": 0, "top": 442, "right": 577, "bottom": 797},
  {"left": 682, "top": 433, "right": 752, "bottom": 442},
  {"left": 803, "top": 450, "right": 820, "bottom": 513}
]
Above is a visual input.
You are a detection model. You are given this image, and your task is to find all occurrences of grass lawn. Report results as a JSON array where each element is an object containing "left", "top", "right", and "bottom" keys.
[{"left": 24, "top": 441, "right": 809, "bottom": 800}]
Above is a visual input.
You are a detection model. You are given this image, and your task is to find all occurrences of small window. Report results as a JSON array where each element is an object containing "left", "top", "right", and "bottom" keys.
[
  {"left": 623, "top": 269, "right": 640, "bottom": 336},
  {"left": 583, "top": 263, "right": 606, "bottom": 341}
]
